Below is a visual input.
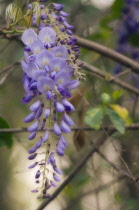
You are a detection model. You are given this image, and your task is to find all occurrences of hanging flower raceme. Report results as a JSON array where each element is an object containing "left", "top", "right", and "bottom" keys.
[{"left": 21, "top": 0, "right": 83, "bottom": 199}]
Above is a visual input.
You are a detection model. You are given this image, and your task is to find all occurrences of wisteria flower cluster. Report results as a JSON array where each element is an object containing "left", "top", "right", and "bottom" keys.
[
  {"left": 114, "top": 0, "right": 139, "bottom": 79},
  {"left": 21, "top": 1, "right": 82, "bottom": 199}
]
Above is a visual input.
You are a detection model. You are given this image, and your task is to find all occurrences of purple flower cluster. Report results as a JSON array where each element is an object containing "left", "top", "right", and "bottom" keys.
[
  {"left": 21, "top": 2, "right": 82, "bottom": 198},
  {"left": 114, "top": 0, "right": 139, "bottom": 78}
]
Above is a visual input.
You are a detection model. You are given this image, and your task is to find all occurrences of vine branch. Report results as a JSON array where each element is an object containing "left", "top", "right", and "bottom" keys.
[
  {"left": 1, "top": 123, "right": 139, "bottom": 133},
  {"left": 76, "top": 36, "right": 139, "bottom": 75}
]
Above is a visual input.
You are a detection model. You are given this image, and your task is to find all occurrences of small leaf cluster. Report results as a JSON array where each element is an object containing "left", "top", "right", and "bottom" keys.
[{"left": 84, "top": 92, "right": 128, "bottom": 134}]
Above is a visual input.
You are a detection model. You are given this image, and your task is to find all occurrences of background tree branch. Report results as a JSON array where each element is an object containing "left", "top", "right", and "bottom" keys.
[{"left": 76, "top": 36, "right": 139, "bottom": 75}]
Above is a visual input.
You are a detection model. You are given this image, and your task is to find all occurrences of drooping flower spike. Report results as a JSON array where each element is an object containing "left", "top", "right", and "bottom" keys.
[{"left": 21, "top": 0, "right": 83, "bottom": 199}]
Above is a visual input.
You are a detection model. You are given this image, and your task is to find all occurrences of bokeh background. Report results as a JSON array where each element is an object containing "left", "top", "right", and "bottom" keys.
[{"left": 0, "top": 0, "right": 139, "bottom": 210}]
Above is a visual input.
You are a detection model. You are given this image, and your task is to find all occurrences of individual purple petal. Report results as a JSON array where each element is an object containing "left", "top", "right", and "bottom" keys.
[
  {"left": 21, "top": 60, "right": 27, "bottom": 73},
  {"left": 44, "top": 108, "right": 50, "bottom": 118},
  {"left": 28, "top": 121, "right": 39, "bottom": 132},
  {"left": 31, "top": 189, "right": 38, "bottom": 193},
  {"left": 21, "top": 29, "right": 37, "bottom": 45},
  {"left": 23, "top": 112, "right": 35, "bottom": 123},
  {"left": 28, "top": 54, "right": 36, "bottom": 62},
  {"left": 37, "top": 77, "right": 55, "bottom": 93},
  {"left": 38, "top": 27, "right": 56, "bottom": 44},
  {"left": 60, "top": 11, "right": 69, "bottom": 17},
  {"left": 55, "top": 101, "right": 65, "bottom": 112},
  {"left": 28, "top": 146, "right": 37, "bottom": 154},
  {"left": 58, "top": 139, "right": 66, "bottom": 150},
  {"left": 50, "top": 152, "right": 55, "bottom": 164},
  {"left": 42, "top": 130, "right": 49, "bottom": 143},
  {"left": 50, "top": 180, "right": 57, "bottom": 187},
  {"left": 64, "top": 21, "right": 74, "bottom": 29},
  {"left": 39, "top": 162, "right": 45, "bottom": 166},
  {"left": 63, "top": 112, "right": 74, "bottom": 126},
  {"left": 35, "top": 108, "right": 43, "bottom": 119},
  {"left": 55, "top": 71, "right": 71, "bottom": 86},
  {"left": 27, "top": 4, "right": 32, "bottom": 9},
  {"left": 52, "top": 3, "right": 64, "bottom": 11},
  {"left": 60, "top": 27, "right": 65, "bottom": 32},
  {"left": 60, "top": 135, "right": 68, "bottom": 147},
  {"left": 40, "top": 4, "right": 45, "bottom": 9},
  {"left": 53, "top": 166, "right": 63, "bottom": 175},
  {"left": 28, "top": 162, "right": 38, "bottom": 169},
  {"left": 28, "top": 132, "right": 36, "bottom": 140},
  {"left": 44, "top": 65, "right": 50, "bottom": 73},
  {"left": 28, "top": 153, "right": 37, "bottom": 160},
  {"left": 30, "top": 39, "right": 44, "bottom": 54},
  {"left": 24, "top": 46, "right": 31, "bottom": 52},
  {"left": 51, "top": 46, "right": 68, "bottom": 58},
  {"left": 62, "top": 98, "right": 75, "bottom": 111},
  {"left": 35, "top": 170, "right": 41, "bottom": 179},
  {"left": 60, "top": 120, "right": 71, "bottom": 133},
  {"left": 46, "top": 91, "right": 53, "bottom": 100},
  {"left": 66, "top": 29, "right": 73, "bottom": 35},
  {"left": 26, "top": 62, "right": 39, "bottom": 78},
  {"left": 53, "top": 122, "right": 61, "bottom": 135},
  {"left": 59, "top": 87, "right": 71, "bottom": 98},
  {"left": 56, "top": 146, "right": 64, "bottom": 156},
  {"left": 67, "top": 80, "right": 80, "bottom": 90},
  {"left": 24, "top": 51, "right": 29, "bottom": 62},
  {"left": 50, "top": 71, "right": 56, "bottom": 79},
  {"left": 41, "top": 13, "right": 47, "bottom": 20},
  {"left": 21, "top": 94, "right": 32, "bottom": 104},
  {"left": 23, "top": 79, "right": 30, "bottom": 92},
  {"left": 36, "top": 50, "right": 53, "bottom": 68},
  {"left": 33, "top": 70, "right": 47, "bottom": 81},
  {"left": 30, "top": 100, "right": 41, "bottom": 112},
  {"left": 35, "top": 138, "right": 42, "bottom": 149},
  {"left": 49, "top": 57, "right": 67, "bottom": 72},
  {"left": 53, "top": 173, "right": 60, "bottom": 182},
  {"left": 57, "top": 16, "right": 66, "bottom": 22},
  {"left": 30, "top": 82, "right": 37, "bottom": 90}
]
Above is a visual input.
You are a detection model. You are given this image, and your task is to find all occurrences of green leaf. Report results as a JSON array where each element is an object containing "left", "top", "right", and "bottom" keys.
[
  {"left": 106, "top": 108, "right": 125, "bottom": 134},
  {"left": 0, "top": 117, "right": 13, "bottom": 148},
  {"left": 84, "top": 107, "right": 104, "bottom": 130},
  {"left": 111, "top": 0, "right": 124, "bottom": 19},
  {"left": 115, "top": 194, "right": 122, "bottom": 203}
]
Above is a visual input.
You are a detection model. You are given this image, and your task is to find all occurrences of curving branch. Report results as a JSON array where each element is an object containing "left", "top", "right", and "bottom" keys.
[{"left": 76, "top": 36, "right": 139, "bottom": 75}]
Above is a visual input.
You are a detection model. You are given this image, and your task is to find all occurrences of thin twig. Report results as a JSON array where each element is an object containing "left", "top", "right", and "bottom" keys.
[
  {"left": 97, "top": 149, "right": 138, "bottom": 185},
  {"left": 108, "top": 68, "right": 131, "bottom": 82},
  {"left": 1, "top": 123, "right": 139, "bottom": 133},
  {"left": 82, "top": 61, "right": 139, "bottom": 95},
  {"left": 0, "top": 61, "right": 20, "bottom": 75},
  {"left": 76, "top": 36, "right": 139, "bottom": 75},
  {"left": 0, "top": 68, "right": 14, "bottom": 85}
]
